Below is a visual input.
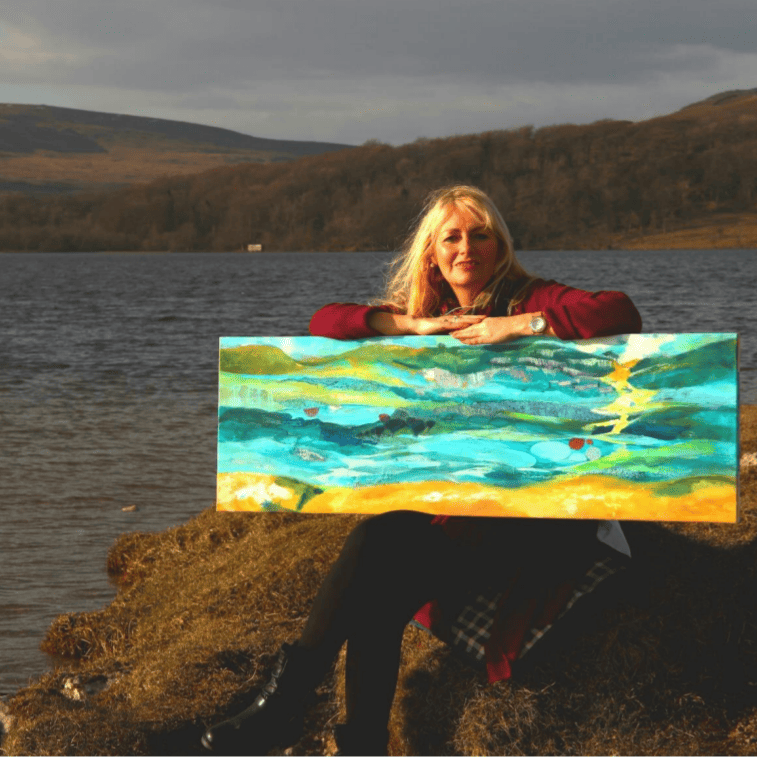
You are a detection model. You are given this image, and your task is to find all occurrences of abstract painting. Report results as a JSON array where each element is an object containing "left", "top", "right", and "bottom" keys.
[{"left": 217, "top": 334, "right": 739, "bottom": 522}]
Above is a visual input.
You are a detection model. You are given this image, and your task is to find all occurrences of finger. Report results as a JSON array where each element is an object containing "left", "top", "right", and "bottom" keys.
[
  {"left": 452, "top": 334, "right": 484, "bottom": 344},
  {"left": 440, "top": 319, "right": 474, "bottom": 332},
  {"left": 449, "top": 325, "right": 480, "bottom": 338},
  {"left": 445, "top": 318, "right": 482, "bottom": 329},
  {"left": 462, "top": 333, "right": 494, "bottom": 344}
]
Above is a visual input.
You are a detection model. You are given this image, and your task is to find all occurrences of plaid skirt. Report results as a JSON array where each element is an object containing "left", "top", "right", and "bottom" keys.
[{"left": 412, "top": 519, "right": 628, "bottom": 683}]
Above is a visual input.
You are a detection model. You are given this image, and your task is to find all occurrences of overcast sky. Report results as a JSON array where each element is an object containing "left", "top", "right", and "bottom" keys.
[{"left": 1, "top": 0, "right": 755, "bottom": 146}]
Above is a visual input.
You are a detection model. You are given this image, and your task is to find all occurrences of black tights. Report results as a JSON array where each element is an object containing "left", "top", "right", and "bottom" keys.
[{"left": 296, "top": 510, "right": 598, "bottom": 731}]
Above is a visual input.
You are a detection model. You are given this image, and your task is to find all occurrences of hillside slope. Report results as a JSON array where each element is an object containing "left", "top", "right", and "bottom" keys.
[
  {"left": 1, "top": 90, "right": 756, "bottom": 251},
  {"left": 0, "top": 104, "right": 353, "bottom": 195}
]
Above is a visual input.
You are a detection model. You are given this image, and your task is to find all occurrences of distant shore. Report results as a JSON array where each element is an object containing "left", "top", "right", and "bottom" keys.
[
  {"left": 609, "top": 212, "right": 757, "bottom": 250},
  {"left": 4, "top": 215, "right": 757, "bottom": 255},
  {"left": 4, "top": 210, "right": 757, "bottom": 254}
]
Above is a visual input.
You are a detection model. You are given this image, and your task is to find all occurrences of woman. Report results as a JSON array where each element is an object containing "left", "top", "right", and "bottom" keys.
[{"left": 202, "top": 186, "right": 642, "bottom": 755}]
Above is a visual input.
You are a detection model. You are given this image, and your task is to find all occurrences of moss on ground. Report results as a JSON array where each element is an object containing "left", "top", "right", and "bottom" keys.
[{"left": 3, "top": 409, "right": 757, "bottom": 756}]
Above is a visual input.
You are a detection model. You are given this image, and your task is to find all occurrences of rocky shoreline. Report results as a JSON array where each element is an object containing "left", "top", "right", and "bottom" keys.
[{"left": 3, "top": 407, "right": 756, "bottom": 755}]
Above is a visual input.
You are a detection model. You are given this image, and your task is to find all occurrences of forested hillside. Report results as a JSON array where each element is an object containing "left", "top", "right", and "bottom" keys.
[{"left": 2, "top": 90, "right": 756, "bottom": 252}]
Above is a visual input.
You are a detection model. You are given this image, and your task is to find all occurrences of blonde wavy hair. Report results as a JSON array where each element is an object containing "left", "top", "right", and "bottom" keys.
[{"left": 379, "top": 185, "right": 535, "bottom": 317}]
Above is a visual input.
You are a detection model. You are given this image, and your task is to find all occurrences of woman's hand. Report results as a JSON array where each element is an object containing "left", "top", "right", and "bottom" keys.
[
  {"left": 412, "top": 313, "right": 485, "bottom": 335},
  {"left": 368, "top": 311, "right": 485, "bottom": 336},
  {"left": 450, "top": 315, "right": 525, "bottom": 344},
  {"left": 450, "top": 313, "right": 554, "bottom": 344}
]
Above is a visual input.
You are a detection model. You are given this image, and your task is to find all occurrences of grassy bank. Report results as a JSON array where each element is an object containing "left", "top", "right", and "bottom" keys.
[
  {"left": 610, "top": 212, "right": 757, "bottom": 250},
  {"left": 3, "top": 408, "right": 757, "bottom": 755}
]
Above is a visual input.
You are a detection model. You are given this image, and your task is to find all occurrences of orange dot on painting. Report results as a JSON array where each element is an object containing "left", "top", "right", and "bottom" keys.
[
  {"left": 587, "top": 439, "right": 594, "bottom": 445},
  {"left": 568, "top": 438, "right": 585, "bottom": 450},
  {"left": 304, "top": 407, "right": 319, "bottom": 417},
  {"left": 379, "top": 414, "right": 390, "bottom": 422}
]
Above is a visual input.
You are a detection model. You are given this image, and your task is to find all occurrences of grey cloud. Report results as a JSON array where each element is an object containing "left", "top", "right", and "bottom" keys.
[
  {"left": 175, "top": 92, "right": 243, "bottom": 110},
  {"left": 2, "top": 0, "right": 755, "bottom": 92}
]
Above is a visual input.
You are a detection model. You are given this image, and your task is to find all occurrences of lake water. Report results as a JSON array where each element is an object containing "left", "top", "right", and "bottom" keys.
[{"left": 1, "top": 249, "right": 755, "bottom": 697}]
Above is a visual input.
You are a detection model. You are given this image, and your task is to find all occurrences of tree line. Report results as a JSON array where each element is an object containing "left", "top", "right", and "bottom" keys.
[{"left": 1, "top": 103, "right": 756, "bottom": 252}]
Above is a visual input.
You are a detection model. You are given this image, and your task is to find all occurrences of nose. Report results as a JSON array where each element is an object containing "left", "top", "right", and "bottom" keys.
[{"left": 458, "top": 234, "right": 474, "bottom": 254}]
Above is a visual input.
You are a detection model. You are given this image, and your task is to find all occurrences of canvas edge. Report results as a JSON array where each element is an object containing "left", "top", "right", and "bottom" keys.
[{"left": 215, "top": 334, "right": 741, "bottom": 524}]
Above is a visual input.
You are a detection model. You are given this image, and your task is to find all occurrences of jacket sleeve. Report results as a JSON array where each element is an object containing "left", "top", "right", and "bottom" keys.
[
  {"left": 309, "top": 303, "right": 385, "bottom": 340},
  {"left": 515, "top": 280, "right": 642, "bottom": 340}
]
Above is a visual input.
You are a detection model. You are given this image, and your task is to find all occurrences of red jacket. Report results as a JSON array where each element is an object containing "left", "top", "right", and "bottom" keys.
[{"left": 309, "top": 278, "right": 642, "bottom": 340}]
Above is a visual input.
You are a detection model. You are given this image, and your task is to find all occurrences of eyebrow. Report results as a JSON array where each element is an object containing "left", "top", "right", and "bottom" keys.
[{"left": 440, "top": 224, "right": 487, "bottom": 234}]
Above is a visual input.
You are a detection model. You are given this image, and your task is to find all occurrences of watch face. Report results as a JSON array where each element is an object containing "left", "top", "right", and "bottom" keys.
[{"left": 531, "top": 316, "right": 547, "bottom": 333}]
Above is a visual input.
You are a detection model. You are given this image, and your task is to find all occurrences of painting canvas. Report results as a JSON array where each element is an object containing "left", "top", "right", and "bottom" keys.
[{"left": 217, "top": 334, "right": 739, "bottom": 522}]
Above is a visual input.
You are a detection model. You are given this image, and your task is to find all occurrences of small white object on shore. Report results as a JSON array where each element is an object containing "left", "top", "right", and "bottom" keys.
[
  {"left": 121, "top": 504, "right": 138, "bottom": 512},
  {"left": 61, "top": 675, "right": 111, "bottom": 702}
]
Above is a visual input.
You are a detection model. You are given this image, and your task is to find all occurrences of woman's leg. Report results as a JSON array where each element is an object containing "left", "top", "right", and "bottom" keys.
[
  {"left": 340, "top": 616, "right": 405, "bottom": 752},
  {"left": 299, "top": 511, "right": 450, "bottom": 654},
  {"left": 299, "top": 510, "right": 487, "bottom": 750}
]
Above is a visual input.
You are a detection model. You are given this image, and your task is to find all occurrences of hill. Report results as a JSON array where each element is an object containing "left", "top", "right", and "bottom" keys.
[
  {"left": 0, "top": 104, "right": 353, "bottom": 195},
  {"left": 1, "top": 90, "right": 756, "bottom": 251}
]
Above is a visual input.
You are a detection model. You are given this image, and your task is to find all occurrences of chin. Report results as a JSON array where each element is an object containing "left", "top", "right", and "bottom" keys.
[{"left": 454, "top": 276, "right": 487, "bottom": 288}]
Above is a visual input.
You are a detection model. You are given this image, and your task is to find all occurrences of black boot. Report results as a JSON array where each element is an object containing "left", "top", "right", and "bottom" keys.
[
  {"left": 201, "top": 642, "right": 316, "bottom": 753},
  {"left": 334, "top": 722, "right": 389, "bottom": 756}
]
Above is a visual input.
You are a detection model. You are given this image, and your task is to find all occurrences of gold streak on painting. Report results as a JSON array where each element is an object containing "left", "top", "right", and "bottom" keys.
[
  {"left": 216, "top": 472, "right": 737, "bottom": 522},
  {"left": 590, "top": 358, "right": 659, "bottom": 436}
]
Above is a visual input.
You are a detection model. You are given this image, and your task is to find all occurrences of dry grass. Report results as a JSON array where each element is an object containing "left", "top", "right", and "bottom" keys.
[
  {"left": 610, "top": 213, "right": 757, "bottom": 250},
  {"left": 3, "top": 408, "right": 757, "bottom": 756},
  {"left": 0, "top": 146, "right": 274, "bottom": 191}
]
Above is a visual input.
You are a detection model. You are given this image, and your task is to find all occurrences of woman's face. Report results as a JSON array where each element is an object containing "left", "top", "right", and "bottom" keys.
[{"left": 432, "top": 206, "right": 500, "bottom": 306}]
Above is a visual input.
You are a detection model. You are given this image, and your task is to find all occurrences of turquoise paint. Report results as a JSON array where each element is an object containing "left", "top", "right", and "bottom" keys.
[{"left": 217, "top": 334, "right": 738, "bottom": 498}]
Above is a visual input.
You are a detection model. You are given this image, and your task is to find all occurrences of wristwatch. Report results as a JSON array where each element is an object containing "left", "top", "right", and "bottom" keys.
[{"left": 529, "top": 314, "right": 548, "bottom": 334}]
